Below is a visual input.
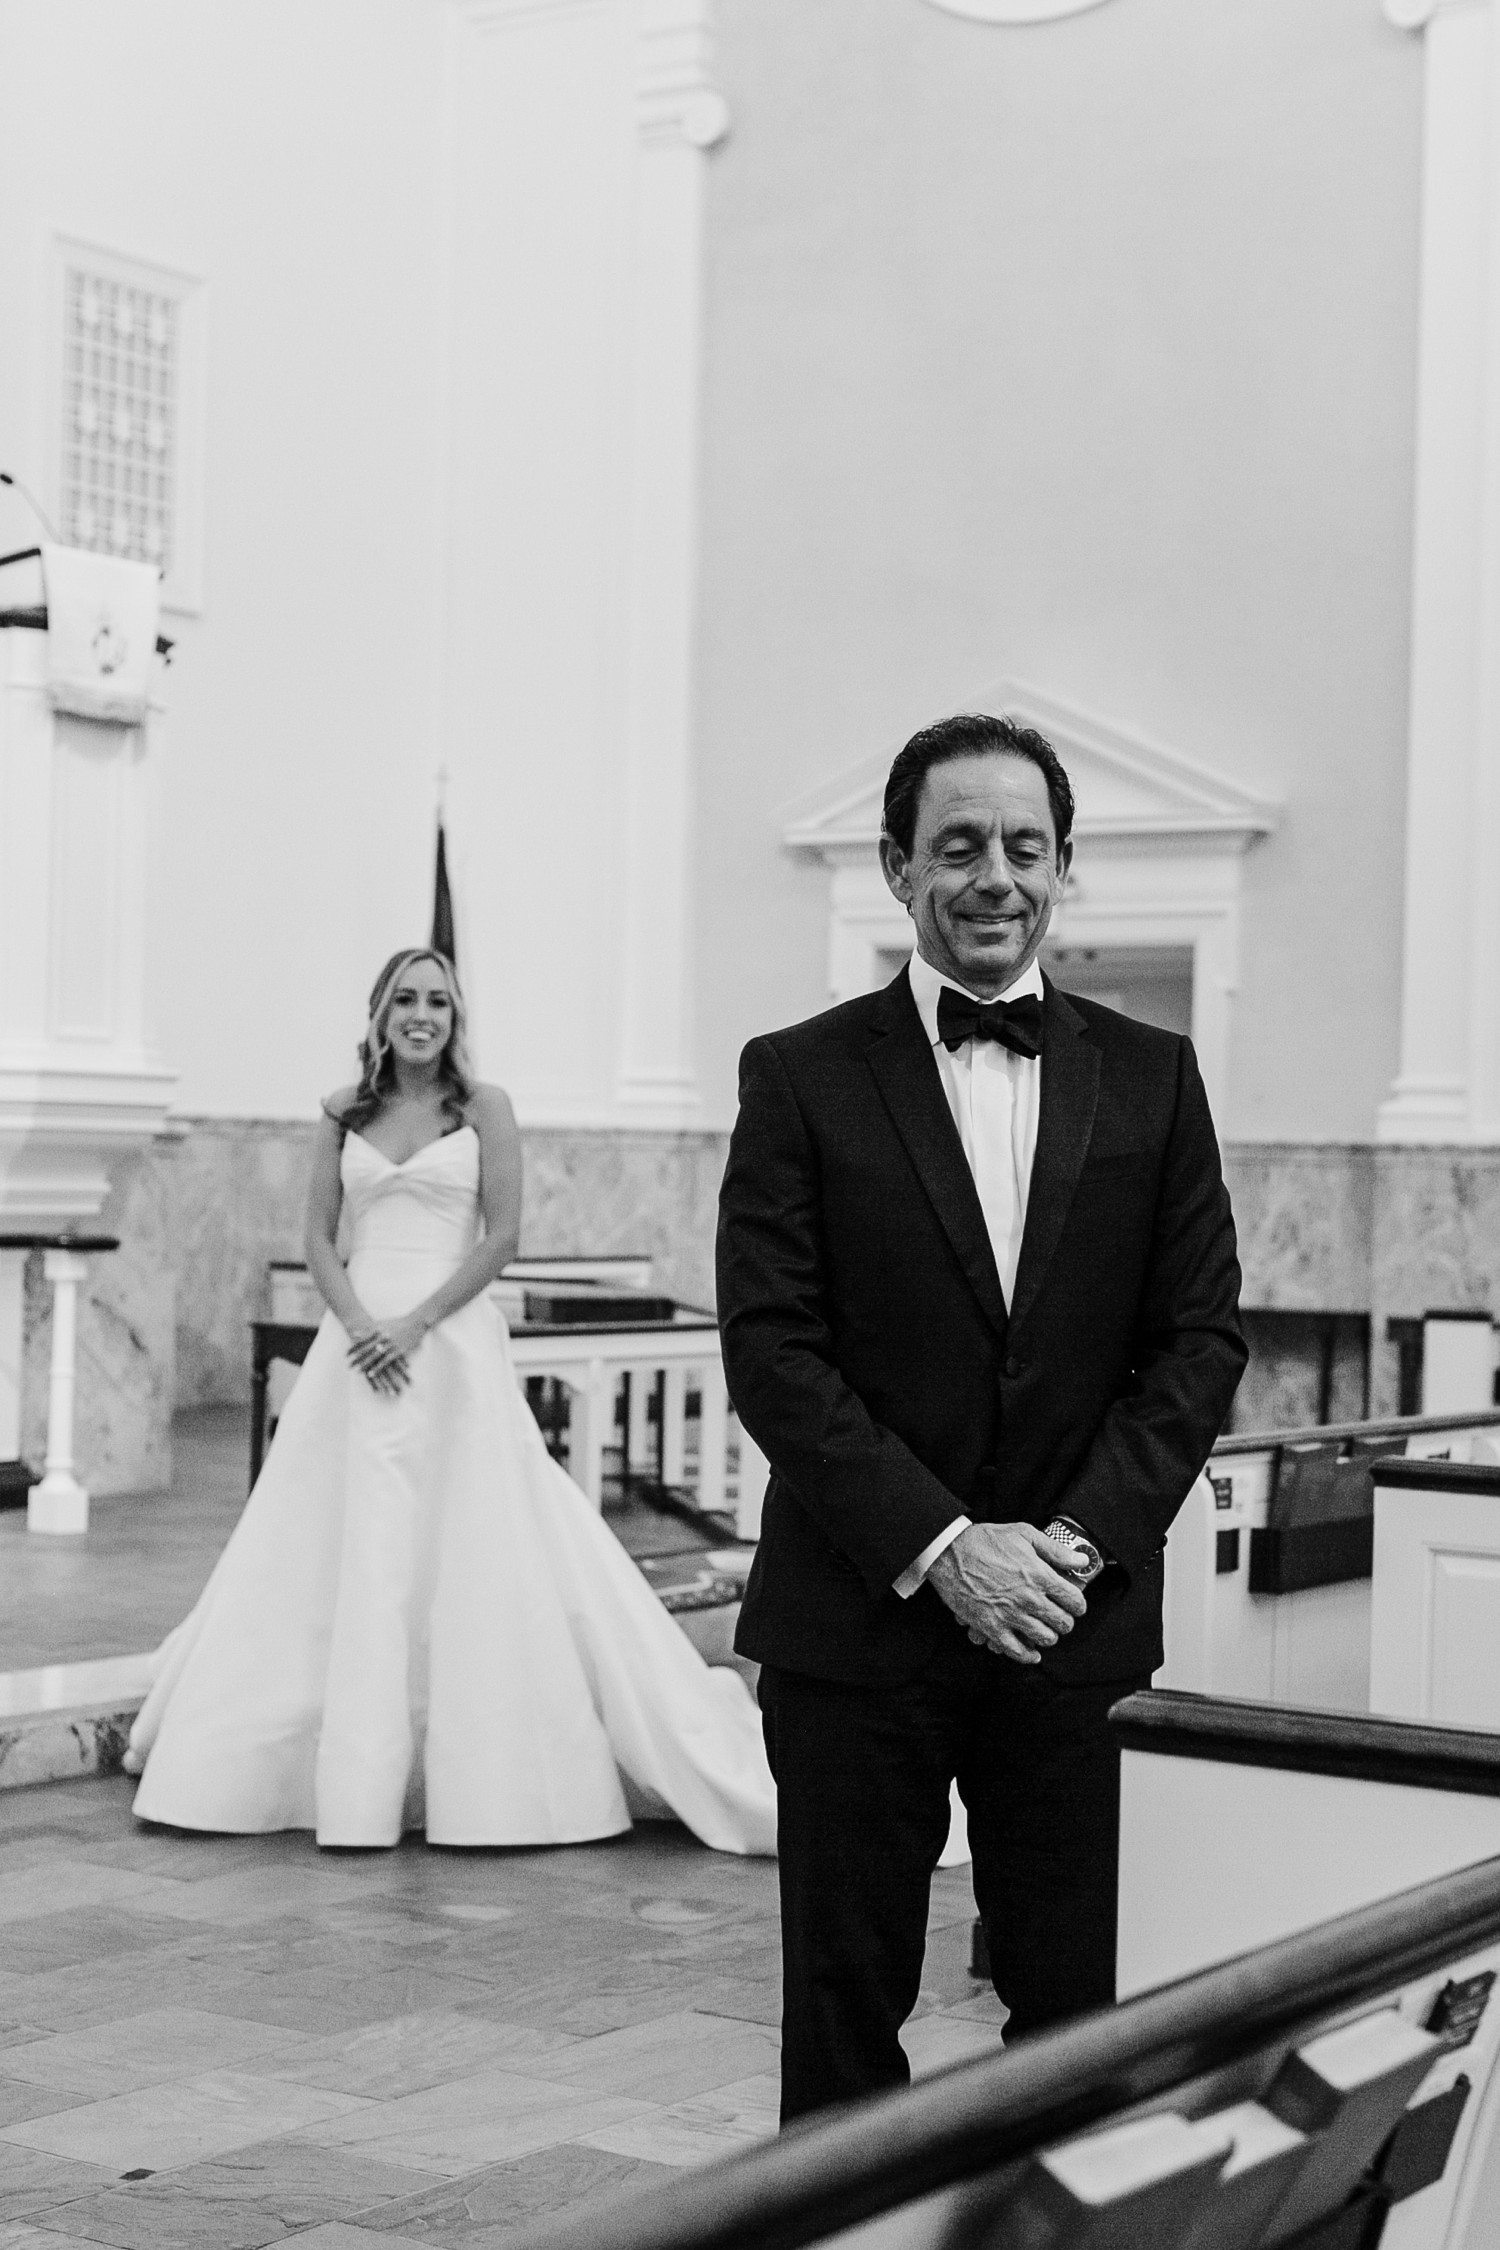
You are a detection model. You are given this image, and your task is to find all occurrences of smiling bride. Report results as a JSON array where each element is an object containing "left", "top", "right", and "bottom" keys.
[{"left": 125, "top": 947, "right": 778, "bottom": 1855}]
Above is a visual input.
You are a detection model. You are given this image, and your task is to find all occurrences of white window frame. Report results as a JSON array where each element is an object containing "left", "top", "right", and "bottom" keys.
[{"left": 48, "top": 235, "right": 207, "bottom": 617}]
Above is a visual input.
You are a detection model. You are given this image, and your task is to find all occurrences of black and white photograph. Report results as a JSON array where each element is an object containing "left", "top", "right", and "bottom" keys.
[{"left": 2, "top": 2, "right": 1500, "bottom": 2246}]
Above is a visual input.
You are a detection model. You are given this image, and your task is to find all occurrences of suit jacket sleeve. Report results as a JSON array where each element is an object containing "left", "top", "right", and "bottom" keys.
[
  {"left": 1059, "top": 1035, "right": 1247, "bottom": 1575},
  {"left": 716, "top": 1034, "right": 965, "bottom": 1596}
]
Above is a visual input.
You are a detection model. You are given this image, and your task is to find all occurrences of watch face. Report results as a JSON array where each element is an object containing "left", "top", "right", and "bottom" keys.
[{"left": 1044, "top": 1520, "right": 1103, "bottom": 1583}]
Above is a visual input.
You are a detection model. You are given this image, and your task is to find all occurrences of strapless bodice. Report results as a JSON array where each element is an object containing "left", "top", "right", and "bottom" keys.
[{"left": 341, "top": 1125, "right": 480, "bottom": 1277}]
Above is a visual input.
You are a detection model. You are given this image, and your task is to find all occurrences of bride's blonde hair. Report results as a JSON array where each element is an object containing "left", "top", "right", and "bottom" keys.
[{"left": 332, "top": 949, "right": 476, "bottom": 1135}]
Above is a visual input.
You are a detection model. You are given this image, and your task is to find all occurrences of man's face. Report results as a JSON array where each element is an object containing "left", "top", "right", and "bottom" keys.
[{"left": 879, "top": 751, "right": 1071, "bottom": 998}]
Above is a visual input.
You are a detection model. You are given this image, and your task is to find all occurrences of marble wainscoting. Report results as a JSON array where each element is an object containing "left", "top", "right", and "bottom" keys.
[
  {"left": 1222, "top": 1144, "right": 1375, "bottom": 1314},
  {"left": 19, "top": 1141, "right": 177, "bottom": 1500},
  {"left": 520, "top": 1129, "right": 729, "bottom": 1312},
  {"left": 1220, "top": 1143, "right": 1500, "bottom": 1424},
  {"left": 170, "top": 1118, "right": 321, "bottom": 1408},
  {"left": 1218, "top": 1146, "right": 1373, "bottom": 1434},
  {"left": 171, "top": 1118, "right": 731, "bottom": 1398}
]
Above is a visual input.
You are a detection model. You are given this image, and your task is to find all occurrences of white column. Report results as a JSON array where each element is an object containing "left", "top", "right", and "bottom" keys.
[
  {"left": 613, "top": 1, "right": 727, "bottom": 1124},
  {"left": 1379, "top": 0, "right": 1500, "bottom": 1140},
  {"left": 29, "top": 1249, "right": 89, "bottom": 1534}
]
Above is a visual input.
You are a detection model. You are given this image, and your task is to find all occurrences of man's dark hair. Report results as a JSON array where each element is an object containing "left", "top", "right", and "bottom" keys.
[{"left": 882, "top": 713, "right": 1075, "bottom": 859}]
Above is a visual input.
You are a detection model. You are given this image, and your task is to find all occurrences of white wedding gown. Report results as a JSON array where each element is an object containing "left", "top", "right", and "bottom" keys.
[{"left": 127, "top": 1126, "right": 779, "bottom": 1854}]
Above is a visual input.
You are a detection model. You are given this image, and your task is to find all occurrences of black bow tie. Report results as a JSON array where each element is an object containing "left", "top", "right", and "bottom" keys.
[{"left": 935, "top": 985, "right": 1044, "bottom": 1059}]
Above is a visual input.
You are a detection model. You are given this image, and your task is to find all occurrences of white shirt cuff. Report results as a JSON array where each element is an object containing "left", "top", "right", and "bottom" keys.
[{"left": 893, "top": 1516, "right": 972, "bottom": 1599}]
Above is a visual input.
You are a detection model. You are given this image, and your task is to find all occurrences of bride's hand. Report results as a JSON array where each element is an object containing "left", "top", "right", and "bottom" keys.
[
  {"left": 345, "top": 1318, "right": 407, "bottom": 1392},
  {"left": 360, "top": 1312, "right": 429, "bottom": 1382}
]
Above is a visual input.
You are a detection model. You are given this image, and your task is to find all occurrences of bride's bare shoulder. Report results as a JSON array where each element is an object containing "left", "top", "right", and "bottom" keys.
[
  {"left": 465, "top": 1083, "right": 517, "bottom": 1134},
  {"left": 320, "top": 1084, "right": 362, "bottom": 1129}
]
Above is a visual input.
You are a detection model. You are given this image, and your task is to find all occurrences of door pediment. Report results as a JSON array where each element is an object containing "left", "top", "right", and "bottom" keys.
[{"left": 782, "top": 682, "right": 1279, "bottom": 863}]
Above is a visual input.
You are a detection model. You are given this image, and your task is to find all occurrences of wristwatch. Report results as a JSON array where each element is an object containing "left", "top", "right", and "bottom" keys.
[{"left": 1044, "top": 1517, "right": 1105, "bottom": 1585}]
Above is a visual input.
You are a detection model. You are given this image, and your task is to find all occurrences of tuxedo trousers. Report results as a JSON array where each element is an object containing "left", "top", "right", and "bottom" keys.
[{"left": 759, "top": 1637, "right": 1148, "bottom": 2124}]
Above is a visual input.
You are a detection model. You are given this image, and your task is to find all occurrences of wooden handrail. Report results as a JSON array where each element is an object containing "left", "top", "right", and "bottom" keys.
[
  {"left": 1373, "top": 1457, "right": 1500, "bottom": 1497},
  {"left": 504, "top": 1856, "right": 1500, "bottom": 2250},
  {"left": 1110, "top": 1687, "right": 1500, "bottom": 1795},
  {"left": 1213, "top": 1405, "right": 1500, "bottom": 1458}
]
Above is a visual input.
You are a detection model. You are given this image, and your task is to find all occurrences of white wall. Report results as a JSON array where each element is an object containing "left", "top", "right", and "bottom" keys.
[
  {"left": 693, "top": 0, "right": 1425, "bottom": 1141},
  {"left": 0, "top": 0, "right": 454, "bottom": 1119}
]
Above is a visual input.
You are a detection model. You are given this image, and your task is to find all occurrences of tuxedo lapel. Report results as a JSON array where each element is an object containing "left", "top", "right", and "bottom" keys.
[
  {"left": 1008, "top": 978, "right": 1100, "bottom": 1336},
  {"left": 864, "top": 970, "right": 1008, "bottom": 1338}
]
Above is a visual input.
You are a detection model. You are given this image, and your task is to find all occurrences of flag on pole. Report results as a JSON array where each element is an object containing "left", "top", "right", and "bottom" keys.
[{"left": 431, "top": 818, "right": 456, "bottom": 968}]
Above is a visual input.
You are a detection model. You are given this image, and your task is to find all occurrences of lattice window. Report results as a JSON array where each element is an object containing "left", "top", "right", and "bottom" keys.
[
  {"left": 60, "top": 264, "right": 176, "bottom": 572},
  {"left": 52, "top": 240, "right": 204, "bottom": 612}
]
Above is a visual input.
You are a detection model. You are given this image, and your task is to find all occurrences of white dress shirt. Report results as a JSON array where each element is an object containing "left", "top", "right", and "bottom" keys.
[{"left": 893, "top": 947, "right": 1045, "bottom": 1599}]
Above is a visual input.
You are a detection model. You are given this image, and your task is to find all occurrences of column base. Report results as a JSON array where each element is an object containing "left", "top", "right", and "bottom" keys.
[
  {"left": 1376, "top": 1076, "right": 1472, "bottom": 1144},
  {"left": 29, "top": 1473, "right": 89, "bottom": 1535}
]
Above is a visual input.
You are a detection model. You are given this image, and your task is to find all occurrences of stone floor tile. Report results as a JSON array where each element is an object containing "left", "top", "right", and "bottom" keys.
[
  {"left": 664, "top": 2070, "right": 780, "bottom": 2140},
  {"left": 686, "top": 1974, "right": 781, "bottom": 2028},
  {"left": 0, "top": 1863, "right": 172, "bottom": 1931},
  {"left": 117, "top": 1864, "right": 387, "bottom": 1930},
  {"left": 365, "top": 2140, "right": 678, "bottom": 2241},
  {"left": 212, "top": 1968, "right": 501, "bottom": 2041},
  {"left": 61, "top": 2136, "right": 430, "bottom": 2239},
  {"left": 1, "top": 2071, "right": 371, "bottom": 2176},
  {"left": 942, "top": 1990, "right": 1010, "bottom": 2026},
  {"left": 0, "top": 2142, "right": 115, "bottom": 2225},
  {"left": 0, "top": 1911, "right": 180, "bottom": 1981},
  {"left": 0, "top": 2082, "right": 92, "bottom": 2132},
  {"left": 294, "top": 2070, "right": 655, "bottom": 2179},
  {"left": 0, "top": 1950, "right": 261, "bottom": 2038},
  {"left": 21, "top": 2177, "right": 294, "bottom": 2250},
  {"left": 259, "top": 2013, "right": 577, "bottom": 2102},
  {"left": 239, "top": 2228, "right": 423, "bottom": 2249},
  {"left": 902, "top": 2010, "right": 1006, "bottom": 2077},
  {"left": 576, "top": 2110, "right": 751, "bottom": 2168},
  {"left": 918, "top": 1912, "right": 985, "bottom": 1992},
  {"left": 526, "top": 2009, "right": 780, "bottom": 2105},
  {"left": 0, "top": 2009, "right": 308, "bottom": 2099}
]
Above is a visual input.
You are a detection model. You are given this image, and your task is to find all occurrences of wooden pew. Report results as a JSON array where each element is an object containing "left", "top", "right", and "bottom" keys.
[
  {"left": 1161, "top": 1412, "right": 1500, "bottom": 1713},
  {"left": 1371, "top": 1459, "right": 1500, "bottom": 1733}
]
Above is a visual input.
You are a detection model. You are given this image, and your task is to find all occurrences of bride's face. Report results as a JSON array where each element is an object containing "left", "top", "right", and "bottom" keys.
[{"left": 383, "top": 960, "right": 455, "bottom": 1072}]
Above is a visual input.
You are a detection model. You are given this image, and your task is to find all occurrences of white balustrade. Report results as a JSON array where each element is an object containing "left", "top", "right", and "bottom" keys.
[
  {"left": 29, "top": 1249, "right": 91, "bottom": 1534},
  {"left": 0, "top": 1248, "right": 24, "bottom": 1497}
]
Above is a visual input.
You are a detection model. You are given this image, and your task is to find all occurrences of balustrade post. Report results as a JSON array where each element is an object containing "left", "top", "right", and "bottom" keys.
[
  {"left": 662, "top": 1364, "right": 688, "bottom": 1485},
  {"left": 698, "top": 1357, "right": 729, "bottom": 1516},
  {"left": 625, "top": 1366, "right": 653, "bottom": 1481},
  {"left": 29, "top": 1248, "right": 89, "bottom": 1534}
]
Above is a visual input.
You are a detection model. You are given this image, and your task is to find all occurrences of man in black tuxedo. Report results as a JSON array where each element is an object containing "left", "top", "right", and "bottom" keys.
[{"left": 716, "top": 712, "right": 1246, "bottom": 2123}]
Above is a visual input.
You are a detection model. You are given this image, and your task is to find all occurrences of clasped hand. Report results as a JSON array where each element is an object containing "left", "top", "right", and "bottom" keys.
[
  {"left": 345, "top": 1312, "right": 428, "bottom": 1394},
  {"left": 927, "top": 1522, "right": 1090, "bottom": 1666}
]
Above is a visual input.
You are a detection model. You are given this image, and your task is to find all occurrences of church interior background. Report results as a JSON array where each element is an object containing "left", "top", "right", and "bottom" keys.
[
  {"left": 6, "top": 0, "right": 1500, "bottom": 2237},
  {"left": 3, "top": 0, "right": 1499, "bottom": 1505}
]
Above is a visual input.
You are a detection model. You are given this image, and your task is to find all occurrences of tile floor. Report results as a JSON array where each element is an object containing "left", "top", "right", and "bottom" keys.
[{"left": 0, "top": 1777, "right": 1006, "bottom": 2246}]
